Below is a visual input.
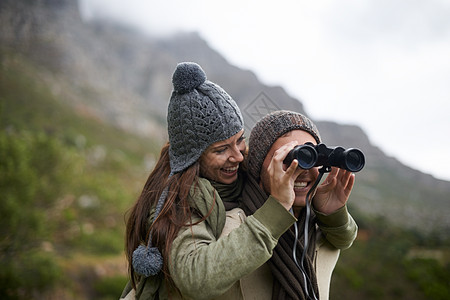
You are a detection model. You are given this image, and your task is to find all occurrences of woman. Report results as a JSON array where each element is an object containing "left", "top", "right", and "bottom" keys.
[
  {"left": 240, "top": 110, "right": 358, "bottom": 300},
  {"left": 121, "top": 62, "right": 247, "bottom": 299}
]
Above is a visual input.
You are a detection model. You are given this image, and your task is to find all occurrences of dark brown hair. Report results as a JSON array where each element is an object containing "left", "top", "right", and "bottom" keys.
[{"left": 125, "top": 142, "right": 200, "bottom": 289}]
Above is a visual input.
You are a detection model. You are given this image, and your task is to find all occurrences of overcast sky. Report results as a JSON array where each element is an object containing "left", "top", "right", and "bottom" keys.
[{"left": 80, "top": 0, "right": 450, "bottom": 181}]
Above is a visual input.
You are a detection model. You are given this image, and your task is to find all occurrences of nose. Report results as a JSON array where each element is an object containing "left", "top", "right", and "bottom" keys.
[{"left": 229, "top": 145, "right": 244, "bottom": 163}]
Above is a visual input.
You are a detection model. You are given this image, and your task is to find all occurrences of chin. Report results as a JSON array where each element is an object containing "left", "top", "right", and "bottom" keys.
[
  {"left": 217, "top": 175, "right": 238, "bottom": 185},
  {"left": 223, "top": 177, "right": 238, "bottom": 184},
  {"left": 293, "top": 197, "right": 307, "bottom": 208}
]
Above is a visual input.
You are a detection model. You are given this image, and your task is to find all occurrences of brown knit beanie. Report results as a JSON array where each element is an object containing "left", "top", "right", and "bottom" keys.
[{"left": 247, "top": 110, "right": 321, "bottom": 181}]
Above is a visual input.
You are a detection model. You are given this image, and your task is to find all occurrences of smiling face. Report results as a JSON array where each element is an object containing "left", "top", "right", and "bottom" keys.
[
  {"left": 260, "top": 129, "right": 319, "bottom": 210},
  {"left": 199, "top": 129, "right": 246, "bottom": 184}
]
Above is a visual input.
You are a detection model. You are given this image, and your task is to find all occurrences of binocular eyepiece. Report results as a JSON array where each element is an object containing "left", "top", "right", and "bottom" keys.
[{"left": 283, "top": 142, "right": 365, "bottom": 172}]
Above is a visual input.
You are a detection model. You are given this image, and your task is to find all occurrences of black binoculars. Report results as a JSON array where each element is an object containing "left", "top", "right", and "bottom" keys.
[{"left": 283, "top": 142, "right": 365, "bottom": 172}]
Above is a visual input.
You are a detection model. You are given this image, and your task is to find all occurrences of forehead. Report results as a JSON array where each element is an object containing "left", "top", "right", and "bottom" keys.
[{"left": 270, "top": 130, "right": 317, "bottom": 152}]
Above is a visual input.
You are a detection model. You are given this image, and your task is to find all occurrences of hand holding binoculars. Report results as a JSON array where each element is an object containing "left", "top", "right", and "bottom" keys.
[{"left": 283, "top": 142, "right": 365, "bottom": 172}]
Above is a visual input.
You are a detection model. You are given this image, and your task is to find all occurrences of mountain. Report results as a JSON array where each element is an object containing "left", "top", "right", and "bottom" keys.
[{"left": 1, "top": 0, "right": 449, "bottom": 234}]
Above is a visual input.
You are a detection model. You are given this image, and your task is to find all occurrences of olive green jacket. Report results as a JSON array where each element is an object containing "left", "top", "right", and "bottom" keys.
[{"left": 121, "top": 177, "right": 357, "bottom": 300}]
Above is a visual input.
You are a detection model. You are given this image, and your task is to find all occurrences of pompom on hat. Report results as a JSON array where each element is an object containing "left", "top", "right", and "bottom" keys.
[
  {"left": 171, "top": 62, "right": 207, "bottom": 94},
  {"left": 247, "top": 110, "right": 321, "bottom": 181},
  {"left": 132, "top": 62, "right": 244, "bottom": 277}
]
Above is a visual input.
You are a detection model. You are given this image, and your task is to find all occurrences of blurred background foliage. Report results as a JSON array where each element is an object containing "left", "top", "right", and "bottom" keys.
[{"left": 0, "top": 53, "right": 156, "bottom": 299}]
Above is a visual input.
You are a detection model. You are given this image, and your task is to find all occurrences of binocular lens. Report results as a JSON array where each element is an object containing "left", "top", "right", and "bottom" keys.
[
  {"left": 296, "top": 147, "right": 317, "bottom": 169},
  {"left": 283, "top": 144, "right": 318, "bottom": 169},
  {"left": 343, "top": 149, "right": 365, "bottom": 172}
]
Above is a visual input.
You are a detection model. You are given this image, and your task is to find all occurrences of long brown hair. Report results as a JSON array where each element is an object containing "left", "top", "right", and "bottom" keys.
[{"left": 125, "top": 142, "right": 199, "bottom": 289}]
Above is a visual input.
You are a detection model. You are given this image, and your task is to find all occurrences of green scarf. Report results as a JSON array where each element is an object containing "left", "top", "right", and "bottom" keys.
[{"left": 188, "top": 173, "right": 244, "bottom": 238}]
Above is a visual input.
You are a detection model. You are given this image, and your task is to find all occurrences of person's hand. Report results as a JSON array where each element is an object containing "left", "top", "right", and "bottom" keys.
[
  {"left": 312, "top": 167, "right": 355, "bottom": 215},
  {"left": 266, "top": 141, "right": 303, "bottom": 211}
]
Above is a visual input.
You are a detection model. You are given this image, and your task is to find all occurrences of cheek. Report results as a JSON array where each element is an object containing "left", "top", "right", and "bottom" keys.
[
  {"left": 199, "top": 161, "right": 208, "bottom": 177},
  {"left": 199, "top": 155, "right": 214, "bottom": 175},
  {"left": 200, "top": 153, "right": 225, "bottom": 173},
  {"left": 309, "top": 168, "right": 320, "bottom": 181},
  {"left": 215, "top": 155, "right": 230, "bottom": 169},
  {"left": 259, "top": 164, "right": 271, "bottom": 193},
  {"left": 239, "top": 141, "right": 247, "bottom": 152}
]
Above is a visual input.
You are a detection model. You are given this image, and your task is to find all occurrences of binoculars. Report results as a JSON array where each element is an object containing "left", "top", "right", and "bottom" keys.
[{"left": 283, "top": 142, "right": 365, "bottom": 172}]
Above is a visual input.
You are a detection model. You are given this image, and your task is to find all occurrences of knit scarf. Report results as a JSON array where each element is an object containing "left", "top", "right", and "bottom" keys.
[
  {"left": 187, "top": 174, "right": 244, "bottom": 239},
  {"left": 210, "top": 172, "right": 243, "bottom": 211},
  {"left": 240, "top": 175, "right": 319, "bottom": 300}
]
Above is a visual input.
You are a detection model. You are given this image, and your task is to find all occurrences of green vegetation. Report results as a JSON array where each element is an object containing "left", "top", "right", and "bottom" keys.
[
  {"left": 0, "top": 131, "right": 66, "bottom": 298},
  {"left": 94, "top": 275, "right": 129, "bottom": 300},
  {"left": 1, "top": 51, "right": 448, "bottom": 299},
  {"left": 331, "top": 213, "right": 450, "bottom": 300},
  {"left": 405, "top": 258, "right": 450, "bottom": 299},
  {"left": 0, "top": 52, "right": 159, "bottom": 299}
]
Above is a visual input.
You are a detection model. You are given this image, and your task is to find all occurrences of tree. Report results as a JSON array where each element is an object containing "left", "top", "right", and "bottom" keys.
[{"left": 0, "top": 131, "right": 72, "bottom": 299}]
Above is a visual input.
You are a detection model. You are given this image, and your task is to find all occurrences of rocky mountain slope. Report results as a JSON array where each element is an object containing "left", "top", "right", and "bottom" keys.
[{"left": 1, "top": 0, "right": 449, "bottom": 233}]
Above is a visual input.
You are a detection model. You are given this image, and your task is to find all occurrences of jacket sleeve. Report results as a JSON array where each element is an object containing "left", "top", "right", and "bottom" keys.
[
  {"left": 314, "top": 205, "right": 358, "bottom": 250},
  {"left": 169, "top": 196, "right": 296, "bottom": 300}
]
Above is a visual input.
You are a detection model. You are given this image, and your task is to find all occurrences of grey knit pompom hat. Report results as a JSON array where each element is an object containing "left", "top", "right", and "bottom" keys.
[
  {"left": 247, "top": 110, "right": 321, "bottom": 181},
  {"left": 167, "top": 62, "right": 244, "bottom": 173}
]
